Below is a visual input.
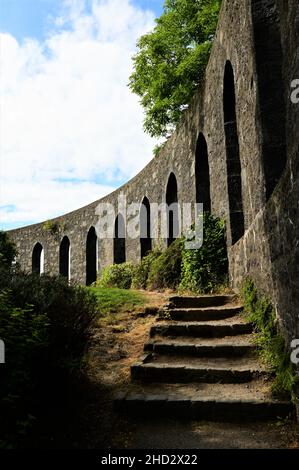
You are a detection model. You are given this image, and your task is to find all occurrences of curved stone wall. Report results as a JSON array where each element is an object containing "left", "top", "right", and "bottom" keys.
[{"left": 9, "top": 0, "right": 299, "bottom": 342}]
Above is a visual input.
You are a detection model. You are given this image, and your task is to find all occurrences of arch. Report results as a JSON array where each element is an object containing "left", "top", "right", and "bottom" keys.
[
  {"left": 140, "top": 196, "right": 152, "bottom": 259},
  {"left": 59, "top": 236, "right": 70, "bottom": 280},
  {"left": 223, "top": 61, "right": 245, "bottom": 245},
  {"left": 251, "top": 0, "right": 286, "bottom": 199},
  {"left": 166, "top": 172, "right": 179, "bottom": 247},
  {"left": 114, "top": 214, "right": 126, "bottom": 264},
  {"left": 32, "top": 242, "right": 44, "bottom": 275},
  {"left": 86, "top": 227, "right": 98, "bottom": 285},
  {"left": 195, "top": 133, "right": 211, "bottom": 212}
]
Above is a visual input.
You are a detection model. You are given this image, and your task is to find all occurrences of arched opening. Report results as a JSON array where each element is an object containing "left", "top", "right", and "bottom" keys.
[
  {"left": 114, "top": 214, "right": 126, "bottom": 264},
  {"left": 86, "top": 227, "right": 98, "bottom": 286},
  {"left": 140, "top": 196, "right": 152, "bottom": 259},
  {"left": 59, "top": 236, "right": 70, "bottom": 280},
  {"left": 32, "top": 243, "right": 44, "bottom": 275},
  {"left": 166, "top": 172, "right": 179, "bottom": 247},
  {"left": 195, "top": 133, "right": 211, "bottom": 212},
  {"left": 251, "top": 0, "right": 286, "bottom": 199},
  {"left": 223, "top": 61, "right": 245, "bottom": 245}
]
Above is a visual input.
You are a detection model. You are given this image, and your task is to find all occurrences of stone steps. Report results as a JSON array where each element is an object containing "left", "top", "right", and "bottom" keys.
[
  {"left": 168, "top": 294, "right": 237, "bottom": 309},
  {"left": 151, "top": 320, "right": 253, "bottom": 338},
  {"left": 114, "top": 381, "right": 292, "bottom": 422},
  {"left": 131, "top": 353, "right": 265, "bottom": 384},
  {"left": 163, "top": 305, "right": 243, "bottom": 322},
  {"left": 144, "top": 335, "right": 255, "bottom": 357},
  {"left": 114, "top": 294, "right": 293, "bottom": 421}
]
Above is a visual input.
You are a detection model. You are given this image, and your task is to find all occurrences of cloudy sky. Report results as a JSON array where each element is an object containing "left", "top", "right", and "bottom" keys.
[{"left": 0, "top": 0, "right": 163, "bottom": 230}]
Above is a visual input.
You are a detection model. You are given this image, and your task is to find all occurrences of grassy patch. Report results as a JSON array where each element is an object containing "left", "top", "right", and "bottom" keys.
[{"left": 88, "top": 287, "right": 145, "bottom": 316}]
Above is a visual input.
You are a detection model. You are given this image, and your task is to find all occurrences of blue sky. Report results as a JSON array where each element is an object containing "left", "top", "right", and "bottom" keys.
[
  {"left": 0, "top": 0, "right": 163, "bottom": 42},
  {"left": 0, "top": 0, "right": 164, "bottom": 230}
]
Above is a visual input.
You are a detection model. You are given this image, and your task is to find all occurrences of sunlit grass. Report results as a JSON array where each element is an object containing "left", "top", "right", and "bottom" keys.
[{"left": 88, "top": 286, "right": 145, "bottom": 316}]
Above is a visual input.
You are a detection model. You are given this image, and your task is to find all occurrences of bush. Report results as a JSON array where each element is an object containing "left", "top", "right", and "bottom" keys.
[
  {"left": 0, "top": 289, "right": 49, "bottom": 445},
  {"left": 132, "top": 248, "right": 162, "bottom": 289},
  {"left": 0, "top": 271, "right": 98, "bottom": 447},
  {"left": 97, "top": 262, "right": 137, "bottom": 290},
  {"left": 147, "top": 239, "right": 183, "bottom": 290},
  {"left": 0, "top": 231, "right": 17, "bottom": 268},
  {"left": 180, "top": 213, "right": 228, "bottom": 293},
  {"left": 2, "top": 273, "right": 98, "bottom": 371},
  {"left": 241, "top": 279, "right": 298, "bottom": 400}
]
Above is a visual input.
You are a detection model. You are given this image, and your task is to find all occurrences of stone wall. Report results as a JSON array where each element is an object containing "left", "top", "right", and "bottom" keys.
[
  {"left": 9, "top": 0, "right": 299, "bottom": 342},
  {"left": 229, "top": 0, "right": 299, "bottom": 343}
]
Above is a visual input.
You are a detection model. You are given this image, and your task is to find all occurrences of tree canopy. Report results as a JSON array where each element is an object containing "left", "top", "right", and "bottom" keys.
[{"left": 129, "top": 0, "right": 222, "bottom": 138}]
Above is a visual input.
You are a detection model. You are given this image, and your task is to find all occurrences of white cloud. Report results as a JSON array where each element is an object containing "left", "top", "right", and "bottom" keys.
[
  {"left": 0, "top": 180, "right": 116, "bottom": 225},
  {"left": 0, "top": 0, "right": 156, "bottom": 229}
]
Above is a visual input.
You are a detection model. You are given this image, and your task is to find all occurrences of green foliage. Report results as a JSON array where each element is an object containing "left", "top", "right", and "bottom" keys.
[
  {"left": 42, "top": 220, "right": 66, "bottom": 235},
  {"left": 88, "top": 287, "right": 145, "bottom": 316},
  {"left": 42, "top": 220, "right": 59, "bottom": 234},
  {"left": 180, "top": 212, "right": 228, "bottom": 293},
  {"left": 153, "top": 142, "right": 167, "bottom": 157},
  {"left": 241, "top": 279, "right": 298, "bottom": 400},
  {"left": 132, "top": 214, "right": 227, "bottom": 293},
  {"left": 1, "top": 273, "right": 98, "bottom": 370},
  {"left": 132, "top": 248, "right": 163, "bottom": 289},
  {"left": 0, "top": 231, "right": 17, "bottom": 268},
  {"left": 0, "top": 290, "right": 49, "bottom": 398},
  {"left": 129, "top": 0, "right": 222, "bottom": 137},
  {"left": 148, "top": 239, "right": 183, "bottom": 290},
  {"left": 96, "top": 262, "right": 137, "bottom": 290},
  {"left": 0, "top": 271, "right": 98, "bottom": 447}
]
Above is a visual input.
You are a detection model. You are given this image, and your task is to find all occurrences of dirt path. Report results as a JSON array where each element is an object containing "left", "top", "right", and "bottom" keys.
[{"left": 127, "top": 419, "right": 298, "bottom": 449}]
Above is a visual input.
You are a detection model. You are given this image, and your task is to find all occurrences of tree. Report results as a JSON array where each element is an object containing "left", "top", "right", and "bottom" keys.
[
  {"left": 0, "top": 231, "right": 17, "bottom": 268},
  {"left": 129, "top": 0, "right": 221, "bottom": 138}
]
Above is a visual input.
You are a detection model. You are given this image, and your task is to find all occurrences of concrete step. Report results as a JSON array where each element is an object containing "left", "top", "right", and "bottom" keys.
[
  {"left": 150, "top": 319, "right": 253, "bottom": 338},
  {"left": 131, "top": 354, "right": 265, "bottom": 384},
  {"left": 144, "top": 334, "right": 255, "bottom": 357},
  {"left": 169, "top": 294, "right": 237, "bottom": 309},
  {"left": 114, "top": 381, "right": 293, "bottom": 421},
  {"left": 164, "top": 305, "right": 243, "bottom": 322}
]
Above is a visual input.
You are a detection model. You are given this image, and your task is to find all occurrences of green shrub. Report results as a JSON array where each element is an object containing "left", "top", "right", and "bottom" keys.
[
  {"left": 132, "top": 248, "right": 162, "bottom": 289},
  {"left": 0, "top": 289, "right": 49, "bottom": 392},
  {"left": 0, "top": 289, "right": 49, "bottom": 444},
  {"left": 0, "top": 231, "right": 17, "bottom": 268},
  {"left": 3, "top": 273, "right": 98, "bottom": 371},
  {"left": 147, "top": 239, "right": 183, "bottom": 290},
  {"left": 241, "top": 279, "right": 298, "bottom": 400},
  {"left": 0, "top": 272, "right": 98, "bottom": 447},
  {"left": 97, "top": 262, "right": 137, "bottom": 290},
  {"left": 180, "top": 213, "right": 228, "bottom": 293}
]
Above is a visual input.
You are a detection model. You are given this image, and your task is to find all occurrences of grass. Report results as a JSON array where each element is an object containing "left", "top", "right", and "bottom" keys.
[{"left": 88, "top": 286, "right": 146, "bottom": 316}]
